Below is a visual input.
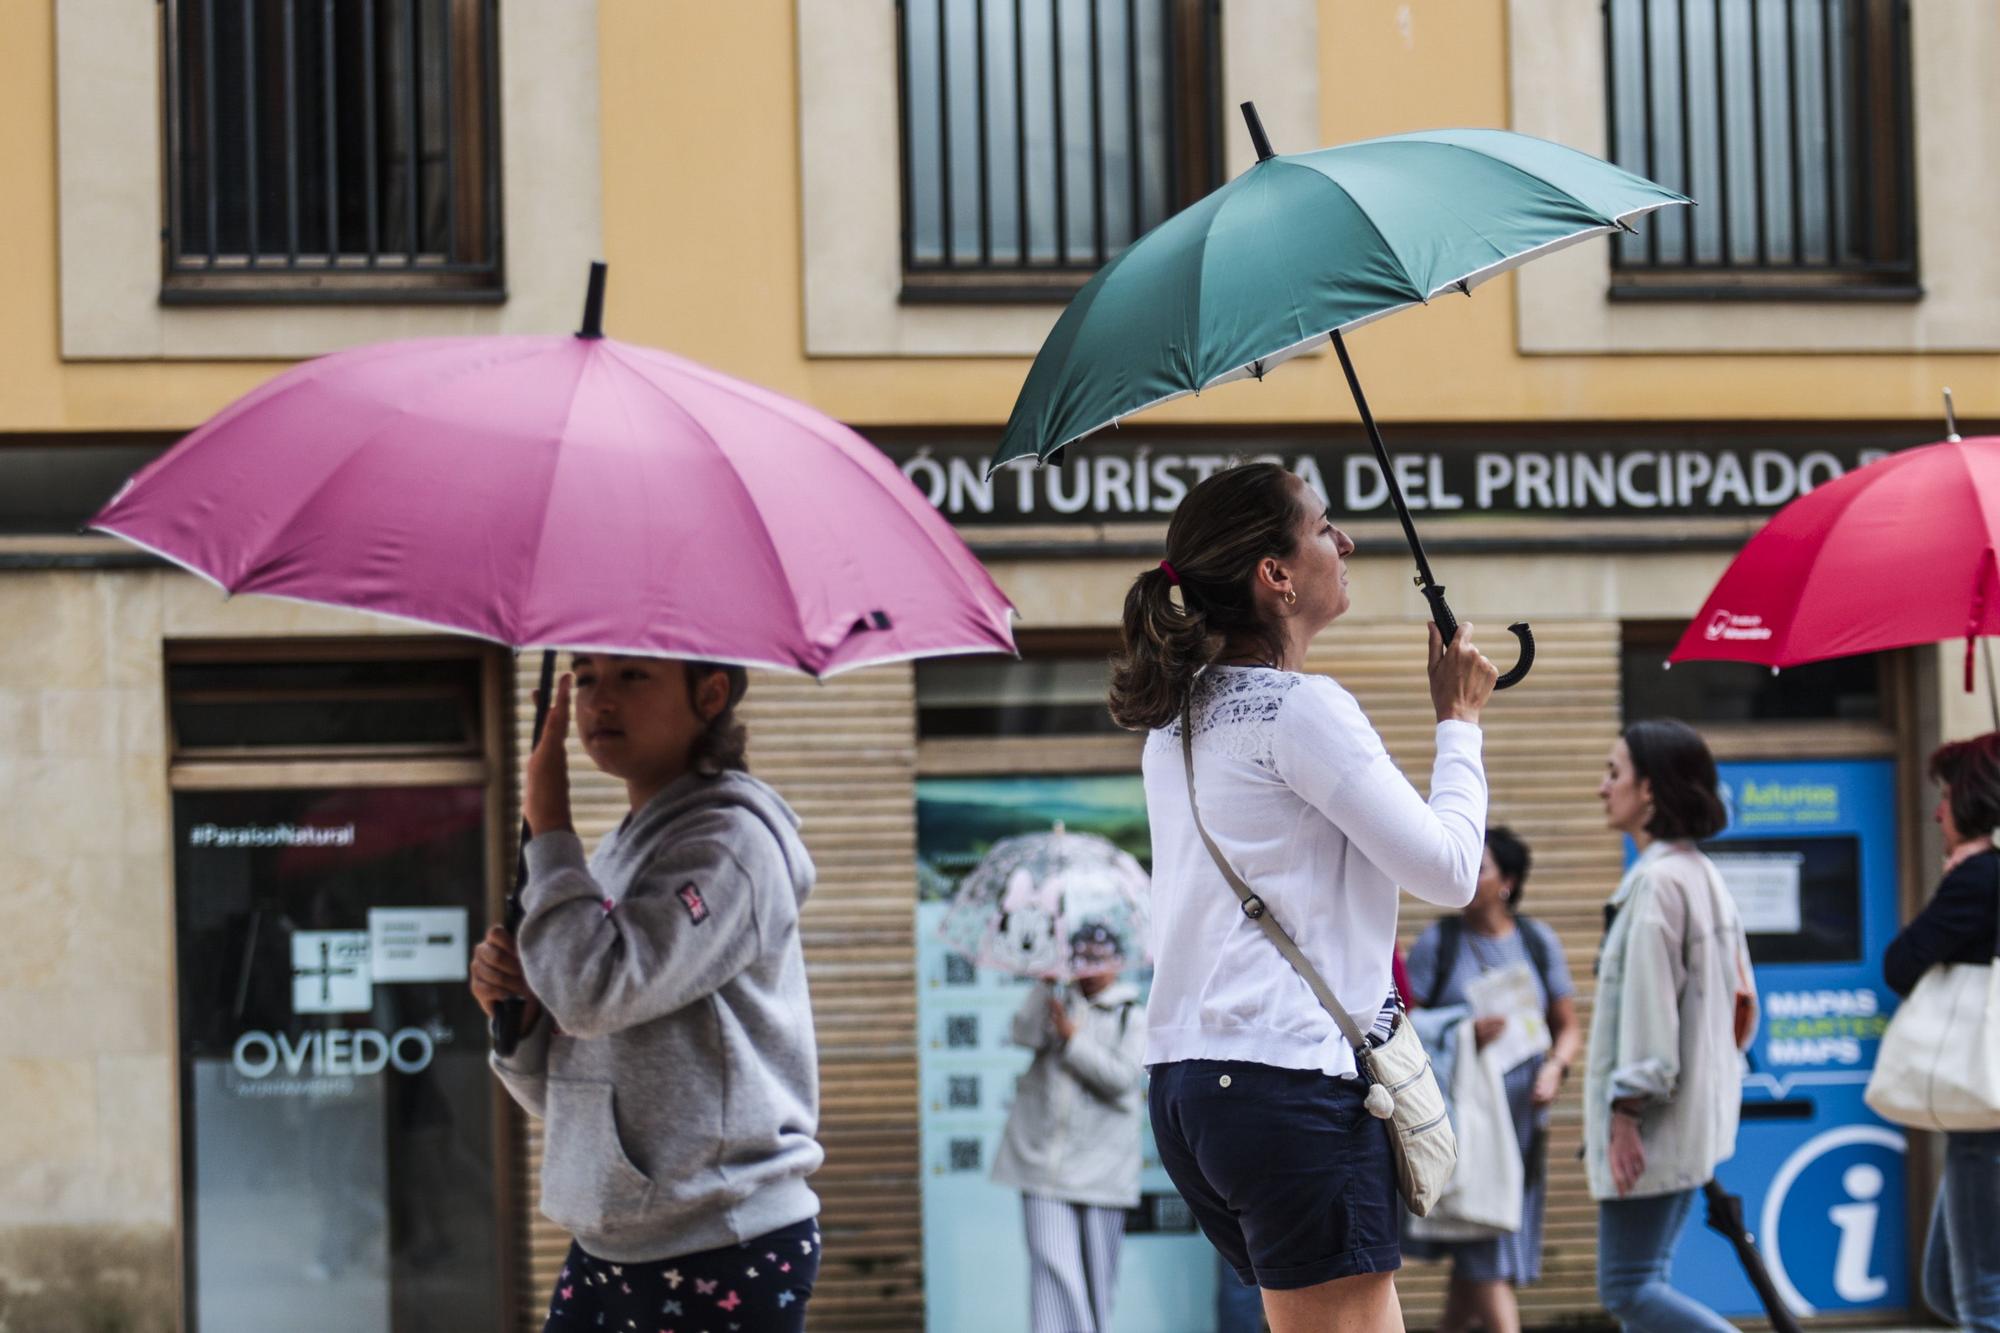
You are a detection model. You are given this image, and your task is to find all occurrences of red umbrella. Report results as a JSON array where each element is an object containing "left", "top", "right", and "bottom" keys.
[{"left": 1670, "top": 435, "right": 2000, "bottom": 690}]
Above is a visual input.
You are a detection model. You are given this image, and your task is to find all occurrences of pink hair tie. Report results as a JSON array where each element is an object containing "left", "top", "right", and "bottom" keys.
[{"left": 1159, "top": 560, "right": 1180, "bottom": 585}]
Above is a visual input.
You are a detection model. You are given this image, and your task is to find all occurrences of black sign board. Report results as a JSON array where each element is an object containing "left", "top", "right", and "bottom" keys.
[{"left": 869, "top": 425, "right": 1927, "bottom": 527}]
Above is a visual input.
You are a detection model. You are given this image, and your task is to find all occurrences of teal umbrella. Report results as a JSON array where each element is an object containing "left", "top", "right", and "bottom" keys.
[{"left": 995, "top": 106, "right": 1690, "bottom": 688}]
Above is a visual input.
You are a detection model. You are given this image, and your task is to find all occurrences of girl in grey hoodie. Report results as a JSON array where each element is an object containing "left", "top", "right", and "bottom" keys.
[{"left": 469, "top": 656, "right": 823, "bottom": 1333}]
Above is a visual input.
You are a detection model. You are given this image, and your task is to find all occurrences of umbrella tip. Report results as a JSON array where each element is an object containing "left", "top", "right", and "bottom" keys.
[
  {"left": 1240, "top": 102, "right": 1276, "bottom": 162},
  {"left": 578, "top": 260, "right": 608, "bottom": 339},
  {"left": 1945, "top": 387, "right": 1962, "bottom": 442}
]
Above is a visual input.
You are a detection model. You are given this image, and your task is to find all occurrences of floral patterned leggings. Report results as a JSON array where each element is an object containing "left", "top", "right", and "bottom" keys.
[{"left": 543, "top": 1217, "right": 820, "bottom": 1333}]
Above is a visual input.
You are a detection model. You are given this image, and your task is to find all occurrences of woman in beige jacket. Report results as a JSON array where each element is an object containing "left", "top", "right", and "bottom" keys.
[{"left": 1586, "top": 719, "right": 1756, "bottom": 1332}]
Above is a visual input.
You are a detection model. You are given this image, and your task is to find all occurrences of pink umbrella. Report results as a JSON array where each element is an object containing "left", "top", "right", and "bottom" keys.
[
  {"left": 91, "top": 265, "right": 1016, "bottom": 675},
  {"left": 1669, "top": 434, "right": 2000, "bottom": 689},
  {"left": 94, "top": 263, "right": 1015, "bottom": 1056}
]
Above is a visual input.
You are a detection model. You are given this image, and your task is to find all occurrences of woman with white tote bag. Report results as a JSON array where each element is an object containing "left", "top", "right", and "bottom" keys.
[{"left": 1879, "top": 731, "right": 2000, "bottom": 1330}]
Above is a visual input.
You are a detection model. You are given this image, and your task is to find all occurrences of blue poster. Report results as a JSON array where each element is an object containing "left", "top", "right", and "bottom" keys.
[
  {"left": 1659, "top": 759, "right": 1910, "bottom": 1319},
  {"left": 915, "top": 775, "right": 1218, "bottom": 1333}
]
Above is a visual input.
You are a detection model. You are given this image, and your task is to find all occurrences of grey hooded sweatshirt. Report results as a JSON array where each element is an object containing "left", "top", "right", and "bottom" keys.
[{"left": 492, "top": 770, "right": 822, "bottom": 1262}]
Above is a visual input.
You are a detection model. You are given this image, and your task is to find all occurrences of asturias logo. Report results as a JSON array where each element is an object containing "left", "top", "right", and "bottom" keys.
[{"left": 1705, "top": 610, "right": 1775, "bottom": 642}]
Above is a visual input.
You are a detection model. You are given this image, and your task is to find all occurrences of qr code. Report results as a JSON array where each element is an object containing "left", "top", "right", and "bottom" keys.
[
  {"left": 949, "top": 1138, "right": 982, "bottom": 1172},
  {"left": 1151, "top": 1194, "right": 1196, "bottom": 1232},
  {"left": 944, "top": 954, "right": 976, "bottom": 986},
  {"left": 948, "top": 1075, "right": 980, "bottom": 1108},
  {"left": 945, "top": 1015, "right": 978, "bottom": 1048}
]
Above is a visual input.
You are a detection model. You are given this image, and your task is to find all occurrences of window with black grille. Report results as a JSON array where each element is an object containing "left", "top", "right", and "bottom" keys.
[
  {"left": 164, "top": 0, "right": 501, "bottom": 302},
  {"left": 898, "top": 0, "right": 1221, "bottom": 301},
  {"left": 1605, "top": 0, "right": 1916, "bottom": 298}
]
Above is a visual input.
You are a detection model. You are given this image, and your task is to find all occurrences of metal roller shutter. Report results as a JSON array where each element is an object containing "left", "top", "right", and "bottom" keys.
[
  {"left": 1306, "top": 617, "right": 1624, "bottom": 1327},
  {"left": 509, "top": 660, "right": 924, "bottom": 1332}
]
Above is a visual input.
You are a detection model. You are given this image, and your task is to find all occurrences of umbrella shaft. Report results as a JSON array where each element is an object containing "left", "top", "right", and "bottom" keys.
[
  {"left": 1331, "top": 331, "right": 1438, "bottom": 589},
  {"left": 492, "top": 647, "right": 558, "bottom": 1058}
]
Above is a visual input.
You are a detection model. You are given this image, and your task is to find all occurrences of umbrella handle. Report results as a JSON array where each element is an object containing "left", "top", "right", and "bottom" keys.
[
  {"left": 1422, "top": 585, "right": 1535, "bottom": 691},
  {"left": 493, "top": 649, "right": 559, "bottom": 1058}
]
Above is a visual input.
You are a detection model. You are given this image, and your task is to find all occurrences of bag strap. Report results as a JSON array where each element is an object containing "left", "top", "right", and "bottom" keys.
[
  {"left": 1180, "top": 697, "right": 1374, "bottom": 1055},
  {"left": 1430, "top": 915, "right": 1463, "bottom": 1005},
  {"left": 1518, "top": 915, "right": 1554, "bottom": 995}
]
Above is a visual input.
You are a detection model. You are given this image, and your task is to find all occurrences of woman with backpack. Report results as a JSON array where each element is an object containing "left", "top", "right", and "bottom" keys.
[
  {"left": 1114, "top": 462, "right": 1499, "bottom": 1332},
  {"left": 1404, "top": 826, "right": 1580, "bottom": 1333},
  {"left": 991, "top": 972, "right": 1148, "bottom": 1333}
]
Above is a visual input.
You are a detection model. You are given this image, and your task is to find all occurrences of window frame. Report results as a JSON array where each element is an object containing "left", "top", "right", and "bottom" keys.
[
  {"left": 916, "top": 629, "right": 1142, "bottom": 774},
  {"left": 159, "top": 0, "right": 506, "bottom": 305},
  {"left": 895, "top": 0, "right": 1223, "bottom": 305},
  {"left": 163, "top": 634, "right": 520, "bottom": 1332},
  {"left": 1603, "top": 0, "right": 1919, "bottom": 303}
]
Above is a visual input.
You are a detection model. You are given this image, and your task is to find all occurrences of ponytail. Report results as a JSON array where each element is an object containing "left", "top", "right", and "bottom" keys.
[
  {"left": 1108, "top": 565, "right": 1215, "bottom": 730},
  {"left": 687, "top": 661, "right": 750, "bottom": 775},
  {"left": 1106, "top": 462, "right": 1304, "bottom": 731}
]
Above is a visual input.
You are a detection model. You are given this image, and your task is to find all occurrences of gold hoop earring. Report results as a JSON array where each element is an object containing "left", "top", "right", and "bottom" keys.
[{"left": 1283, "top": 590, "right": 1297, "bottom": 606}]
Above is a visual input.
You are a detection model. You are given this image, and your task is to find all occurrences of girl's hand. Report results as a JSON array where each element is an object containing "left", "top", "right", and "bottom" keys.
[
  {"left": 1047, "top": 995, "right": 1076, "bottom": 1043},
  {"left": 524, "top": 674, "right": 574, "bottom": 839},
  {"left": 1610, "top": 1108, "right": 1647, "bottom": 1195},
  {"left": 470, "top": 925, "right": 543, "bottom": 1032},
  {"left": 1531, "top": 1061, "right": 1564, "bottom": 1106}
]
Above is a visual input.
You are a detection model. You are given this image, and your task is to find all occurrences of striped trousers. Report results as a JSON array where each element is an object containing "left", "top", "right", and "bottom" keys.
[{"left": 1021, "top": 1193, "right": 1127, "bottom": 1333}]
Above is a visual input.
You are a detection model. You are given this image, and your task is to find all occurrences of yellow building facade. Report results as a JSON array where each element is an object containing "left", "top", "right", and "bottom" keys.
[{"left": 4, "top": 2, "right": 1997, "bottom": 1329}]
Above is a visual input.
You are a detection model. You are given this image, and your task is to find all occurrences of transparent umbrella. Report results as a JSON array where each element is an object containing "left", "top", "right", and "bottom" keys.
[{"left": 938, "top": 823, "right": 1151, "bottom": 982}]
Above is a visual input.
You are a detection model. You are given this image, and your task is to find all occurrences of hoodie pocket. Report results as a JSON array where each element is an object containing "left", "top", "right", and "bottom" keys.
[{"left": 540, "top": 1079, "right": 655, "bottom": 1232}]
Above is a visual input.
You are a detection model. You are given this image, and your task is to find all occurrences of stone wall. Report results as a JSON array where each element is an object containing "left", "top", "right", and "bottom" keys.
[
  {"left": 0, "top": 570, "right": 176, "bottom": 1329},
  {"left": 0, "top": 565, "right": 411, "bottom": 1328}
]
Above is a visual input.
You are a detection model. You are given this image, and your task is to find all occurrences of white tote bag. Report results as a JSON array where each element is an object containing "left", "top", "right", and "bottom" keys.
[
  {"left": 1867, "top": 857, "right": 2000, "bottom": 1131},
  {"left": 1865, "top": 959, "right": 2000, "bottom": 1132},
  {"left": 1408, "top": 1018, "right": 1524, "bottom": 1241}
]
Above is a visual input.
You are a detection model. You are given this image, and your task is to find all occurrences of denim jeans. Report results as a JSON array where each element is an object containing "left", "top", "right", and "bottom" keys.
[
  {"left": 1923, "top": 1129, "right": 2000, "bottom": 1332},
  {"left": 1214, "top": 1252, "right": 1263, "bottom": 1333},
  {"left": 1596, "top": 1189, "right": 1735, "bottom": 1332}
]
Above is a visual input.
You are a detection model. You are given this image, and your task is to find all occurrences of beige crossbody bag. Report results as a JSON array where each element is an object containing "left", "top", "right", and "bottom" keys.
[{"left": 1180, "top": 700, "right": 1458, "bottom": 1215}]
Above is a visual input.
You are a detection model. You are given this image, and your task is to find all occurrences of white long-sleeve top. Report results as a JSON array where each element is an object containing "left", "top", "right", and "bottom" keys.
[{"left": 1141, "top": 666, "right": 1487, "bottom": 1078}]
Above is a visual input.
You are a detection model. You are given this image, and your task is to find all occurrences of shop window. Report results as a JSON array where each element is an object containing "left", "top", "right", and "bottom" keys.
[
  {"left": 168, "top": 655, "right": 483, "bottom": 755},
  {"left": 1621, "top": 620, "right": 1883, "bottom": 724},
  {"left": 917, "top": 655, "right": 1122, "bottom": 738},
  {"left": 163, "top": 0, "right": 502, "bottom": 302},
  {"left": 898, "top": 0, "right": 1221, "bottom": 302},
  {"left": 168, "top": 642, "right": 507, "bottom": 1331},
  {"left": 1605, "top": 0, "right": 1917, "bottom": 299}
]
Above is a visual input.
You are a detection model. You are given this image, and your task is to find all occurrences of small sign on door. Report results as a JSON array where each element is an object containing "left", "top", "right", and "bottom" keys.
[
  {"left": 292, "top": 931, "right": 373, "bottom": 1014},
  {"left": 367, "top": 908, "right": 469, "bottom": 983}
]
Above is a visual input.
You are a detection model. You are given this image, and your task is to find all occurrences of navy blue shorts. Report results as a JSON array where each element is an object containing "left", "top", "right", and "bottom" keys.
[{"left": 1150, "top": 1059, "right": 1402, "bottom": 1290}]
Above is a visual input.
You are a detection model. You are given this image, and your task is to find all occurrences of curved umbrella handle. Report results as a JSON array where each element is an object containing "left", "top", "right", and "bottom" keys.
[{"left": 1421, "top": 585, "right": 1535, "bottom": 691}]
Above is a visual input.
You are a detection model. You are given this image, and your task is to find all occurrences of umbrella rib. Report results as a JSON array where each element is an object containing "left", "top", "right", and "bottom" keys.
[
  {"left": 1406, "top": 138, "right": 1633, "bottom": 223},
  {"left": 1261, "top": 158, "right": 1430, "bottom": 315},
  {"left": 225, "top": 342, "right": 557, "bottom": 596},
  {"left": 594, "top": 346, "right": 818, "bottom": 669},
  {"left": 1179, "top": 159, "right": 1429, "bottom": 399},
  {"left": 604, "top": 342, "right": 1015, "bottom": 658},
  {"left": 1396, "top": 139, "right": 1684, "bottom": 298},
  {"left": 504, "top": 344, "right": 603, "bottom": 649}
]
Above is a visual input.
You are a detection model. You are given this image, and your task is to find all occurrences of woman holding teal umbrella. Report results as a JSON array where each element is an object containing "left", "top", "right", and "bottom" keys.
[{"left": 1118, "top": 462, "right": 1497, "bottom": 1331}]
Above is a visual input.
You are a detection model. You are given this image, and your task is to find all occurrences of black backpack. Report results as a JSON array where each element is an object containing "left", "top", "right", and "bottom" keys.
[{"left": 1423, "top": 914, "right": 1555, "bottom": 1007}]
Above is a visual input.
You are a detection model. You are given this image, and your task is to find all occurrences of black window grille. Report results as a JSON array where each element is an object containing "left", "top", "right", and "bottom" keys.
[
  {"left": 1605, "top": 0, "right": 1916, "bottom": 298},
  {"left": 898, "top": 0, "right": 1221, "bottom": 301},
  {"left": 164, "top": 0, "right": 502, "bottom": 303}
]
